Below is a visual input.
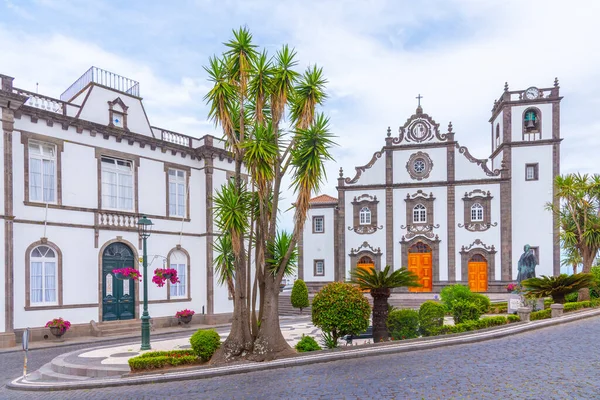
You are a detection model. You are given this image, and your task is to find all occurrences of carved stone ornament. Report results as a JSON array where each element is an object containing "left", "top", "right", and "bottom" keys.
[
  {"left": 459, "top": 189, "right": 496, "bottom": 232},
  {"left": 458, "top": 221, "right": 498, "bottom": 232},
  {"left": 400, "top": 223, "right": 440, "bottom": 239},
  {"left": 455, "top": 143, "right": 501, "bottom": 177},
  {"left": 406, "top": 151, "right": 433, "bottom": 181},
  {"left": 349, "top": 241, "right": 382, "bottom": 256},
  {"left": 460, "top": 239, "right": 496, "bottom": 253},
  {"left": 345, "top": 147, "right": 384, "bottom": 184},
  {"left": 393, "top": 107, "right": 449, "bottom": 145},
  {"left": 348, "top": 225, "right": 384, "bottom": 234}
]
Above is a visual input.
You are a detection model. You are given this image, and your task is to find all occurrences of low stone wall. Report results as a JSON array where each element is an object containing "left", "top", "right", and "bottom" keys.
[{"left": 0, "top": 332, "right": 16, "bottom": 348}]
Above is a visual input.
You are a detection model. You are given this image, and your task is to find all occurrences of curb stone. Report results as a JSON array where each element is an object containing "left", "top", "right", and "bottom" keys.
[{"left": 8, "top": 308, "right": 600, "bottom": 392}]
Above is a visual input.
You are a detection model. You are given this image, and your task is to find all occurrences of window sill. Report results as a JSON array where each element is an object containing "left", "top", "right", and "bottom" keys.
[
  {"left": 24, "top": 303, "right": 97, "bottom": 311},
  {"left": 148, "top": 298, "right": 192, "bottom": 304}
]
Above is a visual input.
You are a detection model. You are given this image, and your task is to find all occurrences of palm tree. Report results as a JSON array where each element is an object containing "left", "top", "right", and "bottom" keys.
[
  {"left": 213, "top": 233, "right": 235, "bottom": 298},
  {"left": 349, "top": 265, "right": 421, "bottom": 343},
  {"left": 548, "top": 173, "right": 600, "bottom": 300},
  {"left": 522, "top": 273, "right": 594, "bottom": 304},
  {"left": 561, "top": 246, "right": 582, "bottom": 274}
]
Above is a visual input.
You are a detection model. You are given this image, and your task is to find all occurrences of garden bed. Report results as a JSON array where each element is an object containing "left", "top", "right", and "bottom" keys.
[
  {"left": 531, "top": 299, "right": 600, "bottom": 321},
  {"left": 128, "top": 350, "right": 204, "bottom": 372}
]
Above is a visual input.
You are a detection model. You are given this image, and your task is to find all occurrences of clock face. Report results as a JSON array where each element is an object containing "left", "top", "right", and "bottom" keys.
[{"left": 525, "top": 87, "right": 539, "bottom": 100}]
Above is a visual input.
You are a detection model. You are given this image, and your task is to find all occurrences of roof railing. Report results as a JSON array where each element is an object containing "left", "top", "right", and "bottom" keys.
[{"left": 60, "top": 66, "right": 140, "bottom": 102}]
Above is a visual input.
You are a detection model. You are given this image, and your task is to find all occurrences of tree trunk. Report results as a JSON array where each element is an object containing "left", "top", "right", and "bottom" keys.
[
  {"left": 371, "top": 288, "right": 391, "bottom": 343},
  {"left": 578, "top": 250, "right": 595, "bottom": 301},
  {"left": 250, "top": 277, "right": 295, "bottom": 361}
]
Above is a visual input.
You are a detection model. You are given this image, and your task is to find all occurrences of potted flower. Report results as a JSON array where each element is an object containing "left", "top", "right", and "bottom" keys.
[
  {"left": 45, "top": 318, "right": 71, "bottom": 339},
  {"left": 175, "top": 309, "right": 195, "bottom": 326},
  {"left": 112, "top": 267, "right": 142, "bottom": 281},
  {"left": 152, "top": 268, "right": 179, "bottom": 287},
  {"left": 505, "top": 283, "right": 520, "bottom": 293}
]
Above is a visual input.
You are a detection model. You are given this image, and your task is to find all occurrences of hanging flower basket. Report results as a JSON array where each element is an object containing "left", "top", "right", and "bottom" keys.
[
  {"left": 112, "top": 267, "right": 142, "bottom": 281},
  {"left": 46, "top": 318, "right": 71, "bottom": 339},
  {"left": 153, "top": 268, "right": 179, "bottom": 287}
]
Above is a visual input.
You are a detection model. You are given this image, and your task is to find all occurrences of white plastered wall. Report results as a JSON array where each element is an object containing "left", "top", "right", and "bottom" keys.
[
  {"left": 394, "top": 147, "right": 447, "bottom": 183},
  {"left": 303, "top": 207, "right": 335, "bottom": 282}
]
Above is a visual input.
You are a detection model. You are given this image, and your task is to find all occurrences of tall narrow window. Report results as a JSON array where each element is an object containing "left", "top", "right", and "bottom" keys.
[
  {"left": 29, "top": 142, "right": 56, "bottom": 203},
  {"left": 525, "top": 164, "right": 539, "bottom": 181},
  {"left": 169, "top": 251, "right": 187, "bottom": 298},
  {"left": 314, "top": 260, "right": 325, "bottom": 276},
  {"left": 359, "top": 207, "right": 371, "bottom": 225},
  {"left": 30, "top": 245, "right": 57, "bottom": 305},
  {"left": 413, "top": 203, "right": 427, "bottom": 223},
  {"left": 101, "top": 157, "right": 134, "bottom": 210},
  {"left": 168, "top": 168, "right": 186, "bottom": 217},
  {"left": 495, "top": 123, "right": 500, "bottom": 147},
  {"left": 313, "top": 216, "right": 324, "bottom": 233},
  {"left": 471, "top": 203, "right": 484, "bottom": 222}
]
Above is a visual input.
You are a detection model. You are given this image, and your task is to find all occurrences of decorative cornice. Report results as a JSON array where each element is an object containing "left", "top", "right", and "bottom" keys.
[
  {"left": 348, "top": 225, "right": 383, "bottom": 235},
  {"left": 458, "top": 221, "right": 498, "bottom": 232},
  {"left": 351, "top": 194, "right": 378, "bottom": 204},
  {"left": 460, "top": 239, "right": 497, "bottom": 253},
  {"left": 463, "top": 189, "right": 493, "bottom": 200},
  {"left": 392, "top": 108, "right": 449, "bottom": 145},
  {"left": 349, "top": 241, "right": 382, "bottom": 255},
  {"left": 405, "top": 190, "right": 435, "bottom": 201},
  {"left": 399, "top": 223, "right": 440, "bottom": 239},
  {"left": 455, "top": 142, "right": 501, "bottom": 177},
  {"left": 400, "top": 234, "right": 440, "bottom": 244},
  {"left": 345, "top": 147, "right": 384, "bottom": 184}
]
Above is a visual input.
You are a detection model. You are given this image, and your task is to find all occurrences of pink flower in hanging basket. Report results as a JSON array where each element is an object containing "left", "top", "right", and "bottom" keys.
[
  {"left": 112, "top": 267, "right": 142, "bottom": 281},
  {"left": 152, "top": 268, "right": 180, "bottom": 287}
]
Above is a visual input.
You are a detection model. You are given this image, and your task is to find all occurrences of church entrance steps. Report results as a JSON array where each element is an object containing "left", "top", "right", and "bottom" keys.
[{"left": 93, "top": 320, "right": 144, "bottom": 337}]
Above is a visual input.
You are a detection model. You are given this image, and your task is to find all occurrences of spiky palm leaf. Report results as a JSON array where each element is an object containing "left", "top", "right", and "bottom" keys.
[
  {"left": 270, "top": 45, "right": 299, "bottom": 127},
  {"left": 266, "top": 231, "right": 297, "bottom": 277},
  {"left": 224, "top": 26, "right": 258, "bottom": 94},
  {"left": 212, "top": 179, "right": 252, "bottom": 254},
  {"left": 248, "top": 50, "right": 273, "bottom": 124},
  {"left": 349, "top": 265, "right": 421, "bottom": 292},
  {"left": 522, "top": 273, "right": 594, "bottom": 304},
  {"left": 214, "top": 233, "right": 235, "bottom": 297},
  {"left": 290, "top": 65, "right": 328, "bottom": 130},
  {"left": 241, "top": 121, "right": 278, "bottom": 195},
  {"left": 204, "top": 56, "right": 237, "bottom": 148},
  {"left": 290, "top": 113, "right": 336, "bottom": 230}
]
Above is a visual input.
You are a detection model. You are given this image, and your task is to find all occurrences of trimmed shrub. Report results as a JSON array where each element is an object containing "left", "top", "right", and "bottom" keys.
[
  {"left": 128, "top": 350, "right": 200, "bottom": 372},
  {"left": 387, "top": 309, "right": 420, "bottom": 340},
  {"left": 530, "top": 309, "right": 552, "bottom": 321},
  {"left": 430, "top": 316, "right": 517, "bottom": 336},
  {"left": 311, "top": 282, "right": 371, "bottom": 346},
  {"left": 440, "top": 284, "right": 472, "bottom": 312},
  {"left": 489, "top": 303, "right": 508, "bottom": 314},
  {"left": 470, "top": 293, "right": 491, "bottom": 314},
  {"left": 190, "top": 329, "right": 221, "bottom": 361},
  {"left": 564, "top": 299, "right": 600, "bottom": 312},
  {"left": 452, "top": 299, "right": 481, "bottom": 324},
  {"left": 291, "top": 279, "right": 309, "bottom": 313},
  {"left": 565, "top": 292, "right": 579, "bottom": 303},
  {"left": 419, "top": 301, "right": 446, "bottom": 336},
  {"left": 506, "top": 314, "right": 521, "bottom": 323},
  {"left": 295, "top": 334, "right": 321, "bottom": 352}
]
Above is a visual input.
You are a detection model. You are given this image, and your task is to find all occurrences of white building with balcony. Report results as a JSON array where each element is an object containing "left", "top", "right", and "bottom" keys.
[{"left": 0, "top": 67, "right": 235, "bottom": 347}]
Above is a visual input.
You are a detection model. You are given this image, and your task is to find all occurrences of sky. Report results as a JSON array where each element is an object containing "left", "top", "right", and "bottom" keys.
[{"left": 1, "top": 0, "right": 599, "bottom": 235}]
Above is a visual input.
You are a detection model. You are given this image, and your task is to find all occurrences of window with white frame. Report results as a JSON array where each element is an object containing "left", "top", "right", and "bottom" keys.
[
  {"left": 28, "top": 142, "right": 56, "bottom": 203},
  {"left": 314, "top": 260, "right": 325, "bottom": 276},
  {"left": 413, "top": 203, "right": 427, "bottom": 223},
  {"left": 101, "top": 157, "right": 134, "bottom": 210},
  {"left": 525, "top": 164, "right": 539, "bottom": 181},
  {"left": 169, "top": 251, "right": 187, "bottom": 298},
  {"left": 168, "top": 168, "right": 186, "bottom": 217},
  {"left": 30, "top": 245, "right": 57, "bottom": 305},
  {"left": 471, "top": 203, "right": 484, "bottom": 222},
  {"left": 359, "top": 207, "right": 371, "bottom": 225},
  {"left": 313, "top": 216, "right": 324, "bottom": 233}
]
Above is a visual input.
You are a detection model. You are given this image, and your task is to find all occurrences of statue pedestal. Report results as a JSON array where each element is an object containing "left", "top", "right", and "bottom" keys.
[
  {"left": 517, "top": 307, "right": 532, "bottom": 322},
  {"left": 551, "top": 304, "right": 564, "bottom": 318},
  {"left": 507, "top": 294, "right": 522, "bottom": 314}
]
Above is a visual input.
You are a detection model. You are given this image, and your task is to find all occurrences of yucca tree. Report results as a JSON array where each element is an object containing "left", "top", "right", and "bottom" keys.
[
  {"left": 522, "top": 273, "right": 595, "bottom": 304},
  {"left": 548, "top": 173, "right": 600, "bottom": 300},
  {"left": 213, "top": 233, "right": 235, "bottom": 298},
  {"left": 561, "top": 246, "right": 583, "bottom": 274},
  {"left": 206, "top": 27, "right": 334, "bottom": 362},
  {"left": 349, "top": 265, "right": 421, "bottom": 343}
]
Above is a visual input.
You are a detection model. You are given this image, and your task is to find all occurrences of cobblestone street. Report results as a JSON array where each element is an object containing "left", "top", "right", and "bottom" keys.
[{"left": 2, "top": 316, "right": 600, "bottom": 399}]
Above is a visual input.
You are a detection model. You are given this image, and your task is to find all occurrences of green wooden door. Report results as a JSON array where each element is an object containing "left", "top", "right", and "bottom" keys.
[{"left": 102, "top": 243, "right": 135, "bottom": 321}]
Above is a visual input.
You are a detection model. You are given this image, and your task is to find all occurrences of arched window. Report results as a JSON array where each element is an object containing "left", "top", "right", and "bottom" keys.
[
  {"left": 495, "top": 123, "right": 500, "bottom": 147},
  {"left": 409, "top": 242, "right": 431, "bottom": 253},
  {"left": 471, "top": 203, "right": 484, "bottom": 222},
  {"left": 523, "top": 108, "right": 541, "bottom": 141},
  {"left": 168, "top": 249, "right": 188, "bottom": 298},
  {"left": 358, "top": 256, "right": 373, "bottom": 264},
  {"left": 413, "top": 204, "right": 427, "bottom": 223},
  {"left": 359, "top": 207, "right": 371, "bottom": 225},
  {"left": 30, "top": 245, "right": 57, "bottom": 304},
  {"left": 470, "top": 254, "right": 486, "bottom": 262}
]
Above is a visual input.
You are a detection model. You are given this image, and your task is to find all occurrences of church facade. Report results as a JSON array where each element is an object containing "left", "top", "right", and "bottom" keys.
[
  {"left": 0, "top": 67, "right": 236, "bottom": 347},
  {"left": 299, "top": 81, "right": 562, "bottom": 293}
]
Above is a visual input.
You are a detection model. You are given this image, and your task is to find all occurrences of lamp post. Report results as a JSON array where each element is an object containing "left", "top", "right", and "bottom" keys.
[{"left": 138, "top": 215, "right": 153, "bottom": 351}]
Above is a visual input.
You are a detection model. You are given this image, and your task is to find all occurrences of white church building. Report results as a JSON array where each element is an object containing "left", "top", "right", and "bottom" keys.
[
  {"left": 0, "top": 67, "right": 237, "bottom": 347},
  {"left": 300, "top": 81, "right": 561, "bottom": 294}
]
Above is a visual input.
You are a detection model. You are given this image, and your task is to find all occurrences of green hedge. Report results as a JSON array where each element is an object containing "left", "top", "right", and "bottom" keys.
[
  {"left": 387, "top": 309, "right": 420, "bottom": 340},
  {"left": 190, "top": 329, "right": 221, "bottom": 361},
  {"left": 488, "top": 302, "right": 508, "bottom": 314},
  {"left": 419, "top": 301, "right": 446, "bottom": 337},
  {"left": 128, "top": 350, "right": 201, "bottom": 371},
  {"left": 563, "top": 299, "right": 600, "bottom": 312},
  {"left": 431, "top": 315, "right": 519, "bottom": 336},
  {"left": 530, "top": 309, "right": 551, "bottom": 321},
  {"left": 295, "top": 335, "right": 321, "bottom": 352}
]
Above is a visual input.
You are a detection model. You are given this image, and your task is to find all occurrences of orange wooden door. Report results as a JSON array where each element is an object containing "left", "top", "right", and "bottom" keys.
[
  {"left": 408, "top": 253, "right": 432, "bottom": 292},
  {"left": 356, "top": 262, "right": 375, "bottom": 292},
  {"left": 468, "top": 262, "right": 488, "bottom": 292}
]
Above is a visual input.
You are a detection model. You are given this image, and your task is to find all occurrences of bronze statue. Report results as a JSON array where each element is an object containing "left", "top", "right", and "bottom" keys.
[{"left": 517, "top": 244, "right": 538, "bottom": 283}]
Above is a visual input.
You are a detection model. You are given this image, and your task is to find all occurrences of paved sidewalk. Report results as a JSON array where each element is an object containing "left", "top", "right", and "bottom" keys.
[{"left": 8, "top": 308, "right": 600, "bottom": 392}]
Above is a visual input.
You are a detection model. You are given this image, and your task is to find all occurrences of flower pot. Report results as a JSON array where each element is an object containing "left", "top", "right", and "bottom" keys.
[
  {"left": 179, "top": 315, "right": 193, "bottom": 325},
  {"left": 49, "top": 326, "right": 66, "bottom": 340},
  {"left": 115, "top": 272, "right": 127, "bottom": 280},
  {"left": 162, "top": 273, "right": 173, "bottom": 280}
]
